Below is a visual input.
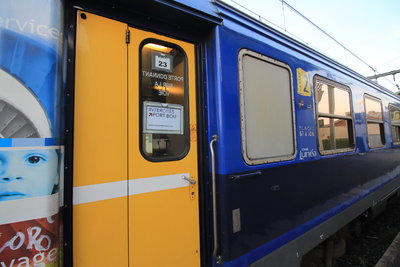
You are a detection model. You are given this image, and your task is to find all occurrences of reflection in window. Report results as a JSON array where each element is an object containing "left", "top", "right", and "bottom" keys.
[
  {"left": 364, "top": 96, "right": 385, "bottom": 148},
  {"left": 318, "top": 118, "right": 352, "bottom": 150},
  {"left": 317, "top": 83, "right": 351, "bottom": 117},
  {"left": 365, "top": 97, "right": 383, "bottom": 121},
  {"left": 390, "top": 105, "right": 400, "bottom": 144},
  {"left": 393, "top": 127, "right": 400, "bottom": 144},
  {"left": 140, "top": 41, "right": 189, "bottom": 160},
  {"left": 367, "top": 123, "right": 385, "bottom": 147},
  {"left": 315, "top": 79, "right": 354, "bottom": 153}
]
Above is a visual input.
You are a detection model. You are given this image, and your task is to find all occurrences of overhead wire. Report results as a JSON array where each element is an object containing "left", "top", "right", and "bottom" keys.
[
  {"left": 229, "top": 0, "right": 315, "bottom": 48},
  {"left": 279, "top": 0, "right": 377, "bottom": 73},
  {"left": 376, "top": 55, "right": 400, "bottom": 67}
]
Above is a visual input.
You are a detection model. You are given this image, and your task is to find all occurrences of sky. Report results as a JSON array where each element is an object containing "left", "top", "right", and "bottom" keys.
[{"left": 223, "top": 0, "right": 400, "bottom": 92}]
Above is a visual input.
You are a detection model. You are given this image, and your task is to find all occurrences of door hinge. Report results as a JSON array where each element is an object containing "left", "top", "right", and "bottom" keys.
[{"left": 125, "top": 29, "right": 130, "bottom": 44}]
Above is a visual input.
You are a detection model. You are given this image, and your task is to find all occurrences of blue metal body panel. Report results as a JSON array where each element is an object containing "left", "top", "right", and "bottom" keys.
[
  {"left": 203, "top": 1, "right": 400, "bottom": 266},
  {"left": 214, "top": 150, "right": 400, "bottom": 265}
]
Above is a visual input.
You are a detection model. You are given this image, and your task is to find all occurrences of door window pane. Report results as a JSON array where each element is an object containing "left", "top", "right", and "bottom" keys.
[{"left": 140, "top": 41, "right": 189, "bottom": 160}]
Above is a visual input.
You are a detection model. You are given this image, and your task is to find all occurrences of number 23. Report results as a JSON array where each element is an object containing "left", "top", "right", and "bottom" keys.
[{"left": 158, "top": 61, "right": 167, "bottom": 68}]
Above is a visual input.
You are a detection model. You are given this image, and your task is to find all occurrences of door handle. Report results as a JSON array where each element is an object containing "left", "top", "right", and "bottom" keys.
[{"left": 183, "top": 176, "right": 196, "bottom": 185}]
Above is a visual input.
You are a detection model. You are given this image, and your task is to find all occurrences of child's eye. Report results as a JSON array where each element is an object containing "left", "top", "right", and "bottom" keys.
[{"left": 27, "top": 155, "right": 46, "bottom": 164}]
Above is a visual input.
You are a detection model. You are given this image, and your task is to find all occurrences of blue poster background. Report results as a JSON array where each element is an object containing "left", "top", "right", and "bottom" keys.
[{"left": 0, "top": 1, "right": 64, "bottom": 266}]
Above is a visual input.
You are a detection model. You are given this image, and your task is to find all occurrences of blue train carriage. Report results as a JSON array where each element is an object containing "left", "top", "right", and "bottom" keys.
[
  {"left": 209, "top": 1, "right": 400, "bottom": 266},
  {"left": 56, "top": 0, "right": 400, "bottom": 267}
]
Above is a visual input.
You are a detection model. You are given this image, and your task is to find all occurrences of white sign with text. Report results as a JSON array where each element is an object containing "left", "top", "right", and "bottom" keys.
[{"left": 143, "top": 101, "right": 183, "bottom": 134}]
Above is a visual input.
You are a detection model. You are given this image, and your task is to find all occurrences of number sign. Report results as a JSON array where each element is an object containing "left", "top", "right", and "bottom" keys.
[{"left": 152, "top": 52, "right": 173, "bottom": 72}]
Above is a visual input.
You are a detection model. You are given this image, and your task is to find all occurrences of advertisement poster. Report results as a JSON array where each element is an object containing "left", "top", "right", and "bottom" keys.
[{"left": 0, "top": 1, "right": 64, "bottom": 266}]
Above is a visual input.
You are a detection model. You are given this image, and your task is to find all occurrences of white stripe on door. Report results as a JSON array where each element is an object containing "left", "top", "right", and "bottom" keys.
[{"left": 73, "top": 173, "right": 190, "bottom": 205}]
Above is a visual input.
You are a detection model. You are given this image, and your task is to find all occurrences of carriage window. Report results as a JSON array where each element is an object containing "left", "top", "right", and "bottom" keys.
[
  {"left": 315, "top": 79, "right": 354, "bottom": 153},
  {"left": 140, "top": 41, "right": 189, "bottom": 160},
  {"left": 365, "top": 95, "right": 385, "bottom": 148},
  {"left": 238, "top": 50, "right": 295, "bottom": 164},
  {"left": 389, "top": 105, "right": 400, "bottom": 145}
]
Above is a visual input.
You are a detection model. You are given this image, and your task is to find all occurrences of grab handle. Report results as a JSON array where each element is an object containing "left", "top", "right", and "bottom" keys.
[{"left": 210, "top": 134, "right": 222, "bottom": 264}]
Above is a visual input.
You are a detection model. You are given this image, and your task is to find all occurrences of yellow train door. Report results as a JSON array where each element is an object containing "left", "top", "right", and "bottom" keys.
[
  {"left": 127, "top": 27, "right": 200, "bottom": 267},
  {"left": 73, "top": 11, "right": 200, "bottom": 267}
]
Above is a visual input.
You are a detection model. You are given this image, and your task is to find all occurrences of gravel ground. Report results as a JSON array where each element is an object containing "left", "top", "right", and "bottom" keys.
[{"left": 334, "top": 196, "right": 400, "bottom": 267}]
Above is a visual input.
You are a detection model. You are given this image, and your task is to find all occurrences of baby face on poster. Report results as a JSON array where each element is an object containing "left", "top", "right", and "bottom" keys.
[{"left": 0, "top": 149, "right": 59, "bottom": 201}]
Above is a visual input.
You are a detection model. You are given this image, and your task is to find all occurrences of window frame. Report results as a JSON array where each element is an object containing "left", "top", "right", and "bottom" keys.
[
  {"left": 389, "top": 104, "right": 400, "bottom": 145},
  {"left": 364, "top": 94, "right": 385, "bottom": 149},
  {"left": 314, "top": 76, "right": 356, "bottom": 155},
  {"left": 238, "top": 49, "right": 297, "bottom": 165}
]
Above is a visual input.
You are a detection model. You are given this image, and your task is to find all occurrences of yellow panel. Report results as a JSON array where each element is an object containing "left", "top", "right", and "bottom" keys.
[
  {"left": 74, "top": 11, "right": 128, "bottom": 267},
  {"left": 73, "top": 198, "right": 128, "bottom": 267},
  {"left": 74, "top": 11, "right": 128, "bottom": 187},
  {"left": 130, "top": 188, "right": 200, "bottom": 267},
  {"left": 128, "top": 28, "right": 200, "bottom": 267}
]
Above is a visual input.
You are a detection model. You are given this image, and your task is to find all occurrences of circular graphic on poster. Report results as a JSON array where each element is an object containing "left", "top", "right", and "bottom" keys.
[{"left": 0, "top": 69, "right": 51, "bottom": 138}]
